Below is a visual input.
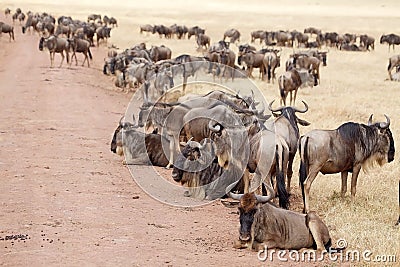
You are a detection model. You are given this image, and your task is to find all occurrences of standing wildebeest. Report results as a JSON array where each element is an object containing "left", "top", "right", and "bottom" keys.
[
  {"left": 380, "top": 34, "right": 400, "bottom": 52},
  {"left": 304, "top": 27, "right": 321, "bottom": 36},
  {"left": 229, "top": 192, "right": 331, "bottom": 252},
  {"left": 196, "top": 33, "right": 210, "bottom": 50},
  {"left": 4, "top": 8, "right": 11, "bottom": 18},
  {"left": 238, "top": 51, "right": 265, "bottom": 79},
  {"left": 223, "top": 28, "right": 240, "bottom": 44},
  {"left": 387, "top": 55, "right": 400, "bottom": 80},
  {"left": 111, "top": 116, "right": 169, "bottom": 166},
  {"left": 96, "top": 26, "right": 111, "bottom": 46},
  {"left": 295, "top": 55, "right": 321, "bottom": 86},
  {"left": 68, "top": 37, "right": 92, "bottom": 67},
  {"left": 299, "top": 115, "right": 395, "bottom": 213},
  {"left": 187, "top": 26, "right": 205, "bottom": 39},
  {"left": 140, "top": 24, "right": 153, "bottom": 35},
  {"left": 268, "top": 100, "right": 310, "bottom": 193},
  {"left": 218, "top": 48, "right": 236, "bottom": 81},
  {"left": 0, "top": 22, "right": 15, "bottom": 41},
  {"left": 150, "top": 45, "right": 172, "bottom": 62},
  {"left": 359, "top": 34, "right": 375, "bottom": 51},
  {"left": 39, "top": 35, "right": 70, "bottom": 67},
  {"left": 87, "top": 14, "right": 101, "bottom": 22},
  {"left": 263, "top": 50, "right": 280, "bottom": 83},
  {"left": 278, "top": 68, "right": 302, "bottom": 106},
  {"left": 109, "top": 17, "right": 118, "bottom": 27}
]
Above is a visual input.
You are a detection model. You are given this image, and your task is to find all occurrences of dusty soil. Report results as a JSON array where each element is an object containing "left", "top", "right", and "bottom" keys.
[
  {"left": 1, "top": 0, "right": 400, "bottom": 266},
  {"left": 0, "top": 12, "right": 274, "bottom": 267}
]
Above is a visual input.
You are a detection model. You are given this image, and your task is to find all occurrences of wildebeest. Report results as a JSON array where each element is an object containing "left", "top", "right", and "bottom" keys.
[
  {"left": 196, "top": 33, "right": 210, "bottom": 50},
  {"left": 304, "top": 27, "right": 321, "bottom": 36},
  {"left": 187, "top": 26, "right": 205, "bottom": 39},
  {"left": 229, "top": 192, "right": 331, "bottom": 252},
  {"left": 172, "top": 138, "right": 224, "bottom": 199},
  {"left": 0, "top": 22, "right": 15, "bottom": 41},
  {"left": 149, "top": 45, "right": 172, "bottom": 62},
  {"left": 263, "top": 50, "right": 280, "bottom": 83},
  {"left": 238, "top": 51, "right": 265, "bottom": 79},
  {"left": 250, "top": 30, "right": 266, "bottom": 44},
  {"left": 140, "top": 24, "right": 153, "bottom": 35},
  {"left": 87, "top": 14, "right": 101, "bottom": 22},
  {"left": 278, "top": 68, "right": 302, "bottom": 106},
  {"left": 387, "top": 55, "right": 400, "bottom": 80},
  {"left": 223, "top": 28, "right": 241, "bottom": 43},
  {"left": 68, "top": 37, "right": 92, "bottom": 67},
  {"left": 109, "top": 17, "right": 118, "bottom": 27},
  {"left": 39, "top": 35, "right": 70, "bottom": 67},
  {"left": 96, "top": 26, "right": 111, "bottom": 46},
  {"left": 4, "top": 8, "right": 11, "bottom": 18},
  {"left": 152, "top": 25, "right": 172, "bottom": 39},
  {"left": 359, "top": 34, "right": 375, "bottom": 51},
  {"left": 295, "top": 55, "right": 320, "bottom": 86},
  {"left": 111, "top": 115, "right": 169, "bottom": 166},
  {"left": 380, "top": 33, "right": 400, "bottom": 51},
  {"left": 340, "top": 43, "right": 362, "bottom": 51},
  {"left": 268, "top": 100, "right": 310, "bottom": 193},
  {"left": 299, "top": 115, "right": 395, "bottom": 213}
]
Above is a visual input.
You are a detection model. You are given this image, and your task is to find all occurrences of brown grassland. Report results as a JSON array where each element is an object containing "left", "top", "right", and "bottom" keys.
[{"left": 1, "top": 0, "right": 400, "bottom": 266}]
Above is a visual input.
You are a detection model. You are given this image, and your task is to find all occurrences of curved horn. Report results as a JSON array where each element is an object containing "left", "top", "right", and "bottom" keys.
[
  {"left": 255, "top": 194, "right": 273, "bottom": 203},
  {"left": 208, "top": 120, "right": 221, "bottom": 132},
  {"left": 379, "top": 114, "right": 390, "bottom": 129},
  {"left": 292, "top": 100, "right": 309, "bottom": 113},
  {"left": 268, "top": 100, "right": 284, "bottom": 113},
  {"left": 228, "top": 192, "right": 243, "bottom": 200},
  {"left": 119, "top": 115, "right": 125, "bottom": 125},
  {"left": 368, "top": 114, "right": 373, "bottom": 126}
]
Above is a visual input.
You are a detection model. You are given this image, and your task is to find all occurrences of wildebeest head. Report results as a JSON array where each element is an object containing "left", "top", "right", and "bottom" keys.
[
  {"left": 171, "top": 138, "right": 214, "bottom": 183},
  {"left": 110, "top": 115, "right": 138, "bottom": 155},
  {"left": 229, "top": 192, "right": 270, "bottom": 242},
  {"left": 367, "top": 114, "right": 395, "bottom": 164},
  {"left": 269, "top": 100, "right": 310, "bottom": 131}
]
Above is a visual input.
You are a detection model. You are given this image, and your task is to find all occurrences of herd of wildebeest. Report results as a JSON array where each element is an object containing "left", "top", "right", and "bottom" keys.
[{"left": 2, "top": 6, "right": 400, "bottom": 254}]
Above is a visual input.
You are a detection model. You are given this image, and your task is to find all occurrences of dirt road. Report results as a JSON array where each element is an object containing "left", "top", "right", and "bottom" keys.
[{"left": 0, "top": 20, "right": 282, "bottom": 267}]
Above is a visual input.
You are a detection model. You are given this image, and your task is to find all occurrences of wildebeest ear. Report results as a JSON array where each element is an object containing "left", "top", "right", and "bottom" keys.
[{"left": 297, "top": 117, "right": 310, "bottom": 126}]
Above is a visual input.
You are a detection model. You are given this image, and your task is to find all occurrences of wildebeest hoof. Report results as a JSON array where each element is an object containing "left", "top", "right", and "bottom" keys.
[
  {"left": 183, "top": 190, "right": 191, "bottom": 197},
  {"left": 233, "top": 239, "right": 248, "bottom": 249}
]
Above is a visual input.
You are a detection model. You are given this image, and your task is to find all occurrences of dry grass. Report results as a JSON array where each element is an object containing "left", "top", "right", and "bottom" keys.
[{"left": 2, "top": 0, "right": 399, "bottom": 263}]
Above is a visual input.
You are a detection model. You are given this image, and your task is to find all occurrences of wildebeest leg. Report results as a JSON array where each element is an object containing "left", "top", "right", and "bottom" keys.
[
  {"left": 303, "top": 169, "right": 320, "bottom": 213},
  {"left": 292, "top": 89, "right": 298, "bottom": 106},
  {"left": 286, "top": 153, "right": 295, "bottom": 194},
  {"left": 306, "top": 211, "right": 330, "bottom": 252},
  {"left": 340, "top": 171, "right": 348, "bottom": 197},
  {"left": 49, "top": 52, "right": 54, "bottom": 68},
  {"left": 350, "top": 165, "right": 361, "bottom": 200},
  {"left": 59, "top": 52, "right": 65, "bottom": 68}
]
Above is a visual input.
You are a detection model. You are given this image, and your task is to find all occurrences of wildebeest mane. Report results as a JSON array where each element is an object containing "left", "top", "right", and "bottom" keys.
[{"left": 337, "top": 122, "right": 377, "bottom": 158}]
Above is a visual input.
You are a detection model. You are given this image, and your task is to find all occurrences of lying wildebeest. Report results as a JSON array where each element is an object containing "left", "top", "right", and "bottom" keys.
[
  {"left": 172, "top": 138, "right": 224, "bottom": 199},
  {"left": 299, "top": 115, "right": 395, "bottom": 213},
  {"left": 380, "top": 33, "right": 400, "bottom": 52},
  {"left": 340, "top": 43, "right": 362, "bottom": 51},
  {"left": 223, "top": 28, "right": 241, "bottom": 43},
  {"left": 268, "top": 100, "right": 310, "bottom": 194},
  {"left": 68, "top": 37, "right": 92, "bottom": 67},
  {"left": 230, "top": 192, "right": 331, "bottom": 252},
  {"left": 359, "top": 34, "right": 375, "bottom": 51},
  {"left": 39, "top": 35, "right": 70, "bottom": 68},
  {"left": 111, "top": 115, "right": 169, "bottom": 166},
  {"left": 0, "top": 22, "right": 15, "bottom": 41},
  {"left": 387, "top": 54, "right": 400, "bottom": 80},
  {"left": 278, "top": 68, "right": 302, "bottom": 106}
]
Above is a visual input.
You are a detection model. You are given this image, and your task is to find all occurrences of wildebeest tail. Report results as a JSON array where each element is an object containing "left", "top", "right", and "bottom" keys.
[
  {"left": 88, "top": 47, "right": 93, "bottom": 60},
  {"left": 299, "top": 136, "right": 309, "bottom": 207},
  {"left": 279, "top": 77, "right": 285, "bottom": 98},
  {"left": 276, "top": 147, "right": 289, "bottom": 209}
]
